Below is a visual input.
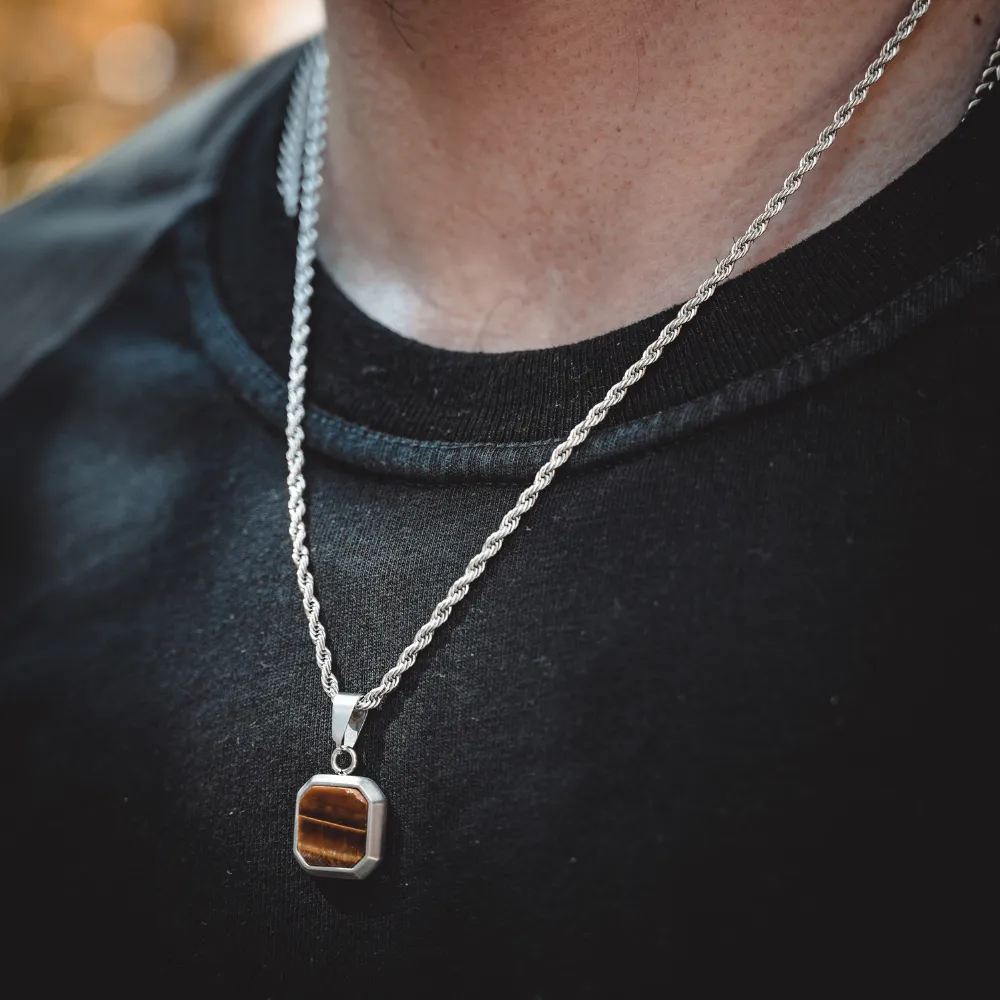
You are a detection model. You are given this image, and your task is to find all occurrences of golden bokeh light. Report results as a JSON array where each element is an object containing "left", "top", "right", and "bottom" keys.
[{"left": 0, "top": 0, "right": 324, "bottom": 205}]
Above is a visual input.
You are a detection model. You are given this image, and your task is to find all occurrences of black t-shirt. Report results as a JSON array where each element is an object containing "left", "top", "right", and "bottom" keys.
[{"left": 1, "top": 72, "right": 998, "bottom": 995}]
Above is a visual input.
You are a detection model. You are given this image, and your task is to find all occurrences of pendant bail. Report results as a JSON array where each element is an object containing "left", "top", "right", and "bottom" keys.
[{"left": 331, "top": 693, "right": 368, "bottom": 751}]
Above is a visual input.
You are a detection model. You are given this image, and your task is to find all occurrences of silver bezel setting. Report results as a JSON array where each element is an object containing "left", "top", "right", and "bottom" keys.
[{"left": 293, "top": 774, "right": 387, "bottom": 880}]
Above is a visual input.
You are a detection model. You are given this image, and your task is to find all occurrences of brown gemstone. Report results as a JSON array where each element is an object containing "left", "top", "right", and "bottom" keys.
[{"left": 297, "top": 784, "right": 369, "bottom": 868}]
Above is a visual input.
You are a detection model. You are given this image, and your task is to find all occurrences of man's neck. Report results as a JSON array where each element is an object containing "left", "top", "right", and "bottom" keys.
[{"left": 318, "top": 1, "right": 997, "bottom": 352}]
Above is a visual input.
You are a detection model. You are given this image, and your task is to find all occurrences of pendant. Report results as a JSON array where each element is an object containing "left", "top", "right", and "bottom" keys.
[{"left": 293, "top": 694, "right": 387, "bottom": 880}]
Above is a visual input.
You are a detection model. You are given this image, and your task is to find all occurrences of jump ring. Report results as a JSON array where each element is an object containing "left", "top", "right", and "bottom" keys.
[{"left": 330, "top": 746, "right": 357, "bottom": 775}]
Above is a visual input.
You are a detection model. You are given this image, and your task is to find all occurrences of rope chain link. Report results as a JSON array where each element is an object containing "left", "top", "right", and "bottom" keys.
[
  {"left": 284, "top": 43, "right": 339, "bottom": 700},
  {"left": 285, "top": 2, "right": 944, "bottom": 713},
  {"left": 966, "top": 31, "right": 1000, "bottom": 112}
]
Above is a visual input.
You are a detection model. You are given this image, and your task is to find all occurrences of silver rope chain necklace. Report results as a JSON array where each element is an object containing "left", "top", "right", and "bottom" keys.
[{"left": 280, "top": 0, "right": 991, "bottom": 879}]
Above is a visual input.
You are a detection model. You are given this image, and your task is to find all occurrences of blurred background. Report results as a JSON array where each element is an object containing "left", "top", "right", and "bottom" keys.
[{"left": 0, "top": 0, "right": 325, "bottom": 206}]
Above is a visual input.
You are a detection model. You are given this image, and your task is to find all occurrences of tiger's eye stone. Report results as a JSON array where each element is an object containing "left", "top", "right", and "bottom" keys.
[{"left": 296, "top": 784, "right": 369, "bottom": 868}]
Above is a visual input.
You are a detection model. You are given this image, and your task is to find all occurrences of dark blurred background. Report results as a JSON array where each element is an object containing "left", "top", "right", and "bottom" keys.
[{"left": 0, "top": 0, "right": 324, "bottom": 205}]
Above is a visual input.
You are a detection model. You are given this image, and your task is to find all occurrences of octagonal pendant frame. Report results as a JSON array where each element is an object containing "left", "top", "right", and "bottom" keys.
[{"left": 293, "top": 773, "right": 387, "bottom": 880}]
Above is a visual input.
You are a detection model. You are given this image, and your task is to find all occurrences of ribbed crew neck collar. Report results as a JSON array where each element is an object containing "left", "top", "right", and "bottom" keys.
[{"left": 188, "top": 68, "right": 999, "bottom": 468}]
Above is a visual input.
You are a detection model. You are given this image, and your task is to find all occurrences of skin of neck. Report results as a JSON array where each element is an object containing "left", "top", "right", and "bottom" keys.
[{"left": 318, "top": 0, "right": 999, "bottom": 352}]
